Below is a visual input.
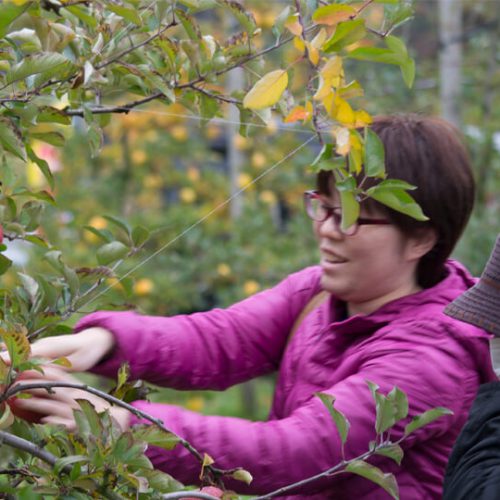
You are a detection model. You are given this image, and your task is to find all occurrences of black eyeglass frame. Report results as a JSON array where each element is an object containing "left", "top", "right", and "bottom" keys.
[{"left": 303, "top": 190, "right": 391, "bottom": 236}]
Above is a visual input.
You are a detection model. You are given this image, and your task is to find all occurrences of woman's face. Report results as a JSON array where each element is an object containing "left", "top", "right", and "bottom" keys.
[{"left": 313, "top": 192, "right": 425, "bottom": 316}]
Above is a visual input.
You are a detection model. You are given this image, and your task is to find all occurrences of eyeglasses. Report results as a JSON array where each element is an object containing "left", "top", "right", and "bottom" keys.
[{"left": 303, "top": 190, "right": 391, "bottom": 236}]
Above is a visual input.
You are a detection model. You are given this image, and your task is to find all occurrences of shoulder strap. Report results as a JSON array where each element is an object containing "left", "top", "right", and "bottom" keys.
[{"left": 287, "top": 290, "right": 329, "bottom": 346}]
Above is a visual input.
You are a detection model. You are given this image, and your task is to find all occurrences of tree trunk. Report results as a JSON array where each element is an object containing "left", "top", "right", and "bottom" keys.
[{"left": 438, "top": 0, "right": 463, "bottom": 128}]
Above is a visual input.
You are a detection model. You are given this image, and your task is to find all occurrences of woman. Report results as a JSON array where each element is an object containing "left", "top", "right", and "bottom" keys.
[{"left": 14, "top": 114, "right": 496, "bottom": 498}]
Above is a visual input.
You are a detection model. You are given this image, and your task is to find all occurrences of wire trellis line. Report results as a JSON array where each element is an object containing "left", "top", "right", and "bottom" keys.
[{"left": 80, "top": 134, "right": 317, "bottom": 310}]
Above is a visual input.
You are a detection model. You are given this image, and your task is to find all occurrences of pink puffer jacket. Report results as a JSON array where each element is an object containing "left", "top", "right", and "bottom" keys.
[{"left": 77, "top": 260, "right": 495, "bottom": 499}]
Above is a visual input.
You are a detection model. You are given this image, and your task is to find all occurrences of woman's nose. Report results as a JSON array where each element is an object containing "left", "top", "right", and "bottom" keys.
[{"left": 317, "top": 215, "right": 343, "bottom": 239}]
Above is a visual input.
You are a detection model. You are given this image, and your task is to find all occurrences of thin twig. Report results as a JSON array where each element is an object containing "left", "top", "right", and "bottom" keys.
[{"left": 95, "top": 22, "right": 177, "bottom": 70}]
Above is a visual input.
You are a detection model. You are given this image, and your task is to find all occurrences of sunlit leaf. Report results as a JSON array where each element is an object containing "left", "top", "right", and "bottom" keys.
[
  {"left": 232, "top": 468, "right": 253, "bottom": 485},
  {"left": 312, "top": 4, "right": 356, "bottom": 26},
  {"left": 243, "top": 70, "right": 288, "bottom": 110},
  {"left": 323, "top": 19, "right": 366, "bottom": 53}
]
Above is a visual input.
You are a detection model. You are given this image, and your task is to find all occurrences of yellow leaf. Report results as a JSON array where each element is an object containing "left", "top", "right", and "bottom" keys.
[
  {"left": 293, "top": 36, "right": 306, "bottom": 54},
  {"left": 312, "top": 4, "right": 356, "bottom": 26},
  {"left": 311, "top": 28, "right": 327, "bottom": 49},
  {"left": 354, "top": 109, "right": 373, "bottom": 127},
  {"left": 285, "top": 14, "right": 303, "bottom": 36},
  {"left": 313, "top": 56, "right": 344, "bottom": 100},
  {"left": 306, "top": 43, "right": 320, "bottom": 66},
  {"left": 243, "top": 70, "right": 289, "bottom": 110},
  {"left": 321, "top": 91, "right": 335, "bottom": 115},
  {"left": 339, "top": 80, "right": 364, "bottom": 99},
  {"left": 335, "top": 97, "right": 355, "bottom": 126},
  {"left": 332, "top": 126, "right": 351, "bottom": 156}
]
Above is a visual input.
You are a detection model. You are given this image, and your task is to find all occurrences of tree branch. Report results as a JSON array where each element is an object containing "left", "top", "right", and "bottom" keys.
[
  {"left": 1, "top": 381, "right": 231, "bottom": 482},
  {"left": 95, "top": 22, "right": 177, "bottom": 71},
  {"left": 0, "top": 430, "right": 60, "bottom": 468}
]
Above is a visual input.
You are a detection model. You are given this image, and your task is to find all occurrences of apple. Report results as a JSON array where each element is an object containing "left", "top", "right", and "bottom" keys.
[
  {"left": 7, "top": 396, "right": 43, "bottom": 423},
  {"left": 185, "top": 486, "right": 224, "bottom": 499}
]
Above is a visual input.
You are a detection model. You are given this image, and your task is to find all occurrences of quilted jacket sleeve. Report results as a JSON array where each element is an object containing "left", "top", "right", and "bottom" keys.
[
  {"left": 443, "top": 382, "right": 500, "bottom": 500},
  {"left": 122, "top": 321, "right": 480, "bottom": 495},
  {"left": 75, "top": 267, "right": 320, "bottom": 390}
]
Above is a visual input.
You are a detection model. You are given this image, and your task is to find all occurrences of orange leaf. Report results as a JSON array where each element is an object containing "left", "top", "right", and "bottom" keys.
[{"left": 285, "top": 14, "right": 303, "bottom": 36}]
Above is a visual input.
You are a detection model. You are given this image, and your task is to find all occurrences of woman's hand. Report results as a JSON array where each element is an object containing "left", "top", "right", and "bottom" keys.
[
  {"left": 2, "top": 327, "right": 115, "bottom": 372},
  {"left": 10, "top": 366, "right": 131, "bottom": 431}
]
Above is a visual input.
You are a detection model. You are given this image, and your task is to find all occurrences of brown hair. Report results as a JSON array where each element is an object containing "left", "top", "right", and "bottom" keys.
[{"left": 317, "top": 114, "right": 476, "bottom": 288}]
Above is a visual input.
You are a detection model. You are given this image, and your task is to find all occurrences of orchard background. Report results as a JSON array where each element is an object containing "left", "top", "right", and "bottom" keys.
[{"left": 0, "top": 0, "right": 498, "bottom": 498}]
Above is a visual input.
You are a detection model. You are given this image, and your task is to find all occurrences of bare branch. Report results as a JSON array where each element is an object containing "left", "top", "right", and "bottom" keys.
[{"left": 0, "top": 430, "right": 60, "bottom": 468}]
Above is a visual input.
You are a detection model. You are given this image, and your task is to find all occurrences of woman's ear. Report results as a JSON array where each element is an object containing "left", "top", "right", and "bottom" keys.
[{"left": 406, "top": 228, "right": 438, "bottom": 261}]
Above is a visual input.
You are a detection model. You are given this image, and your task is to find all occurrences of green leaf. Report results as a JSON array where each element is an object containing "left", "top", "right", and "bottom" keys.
[
  {"left": 1, "top": 325, "right": 31, "bottom": 367},
  {"left": 30, "top": 132, "right": 65, "bottom": 148},
  {"left": 0, "top": 118, "right": 26, "bottom": 161},
  {"left": 131, "top": 225, "right": 150, "bottom": 248},
  {"left": 346, "top": 460, "right": 399, "bottom": 499},
  {"left": 18, "top": 273, "right": 39, "bottom": 305},
  {"left": 83, "top": 226, "right": 113, "bottom": 243},
  {"left": 375, "top": 443, "right": 404, "bottom": 465},
  {"left": 54, "top": 455, "right": 89, "bottom": 476},
  {"left": 366, "top": 186, "right": 429, "bottom": 221},
  {"left": 5, "top": 52, "right": 71, "bottom": 86},
  {"left": 26, "top": 144, "right": 54, "bottom": 191},
  {"left": 348, "top": 47, "right": 403, "bottom": 65},
  {"left": 374, "top": 392, "right": 396, "bottom": 434},
  {"left": 0, "top": 3, "right": 29, "bottom": 38},
  {"left": 75, "top": 399, "right": 103, "bottom": 435},
  {"left": 66, "top": 5, "right": 98, "bottom": 28},
  {"left": 364, "top": 128, "right": 386, "bottom": 178},
  {"left": 132, "top": 425, "right": 180, "bottom": 450},
  {"left": 404, "top": 407, "right": 453, "bottom": 436},
  {"left": 37, "top": 107, "right": 71, "bottom": 126},
  {"left": 96, "top": 241, "right": 129, "bottom": 265},
  {"left": 143, "top": 469, "right": 182, "bottom": 493},
  {"left": 107, "top": 4, "right": 142, "bottom": 26},
  {"left": 339, "top": 189, "right": 359, "bottom": 233},
  {"left": 316, "top": 392, "right": 350, "bottom": 445},
  {"left": 371, "top": 179, "right": 416, "bottom": 191},
  {"left": 0, "top": 254, "right": 12, "bottom": 276},
  {"left": 117, "top": 362, "right": 130, "bottom": 392},
  {"left": 177, "top": 9, "right": 202, "bottom": 40},
  {"left": 102, "top": 215, "right": 131, "bottom": 238},
  {"left": 232, "top": 468, "right": 253, "bottom": 485},
  {"left": 221, "top": 0, "right": 257, "bottom": 34},
  {"left": 44, "top": 250, "right": 64, "bottom": 273},
  {"left": 387, "top": 386, "right": 408, "bottom": 422},
  {"left": 272, "top": 6, "right": 291, "bottom": 41},
  {"left": 323, "top": 19, "right": 366, "bottom": 53},
  {"left": 399, "top": 56, "right": 415, "bottom": 88}
]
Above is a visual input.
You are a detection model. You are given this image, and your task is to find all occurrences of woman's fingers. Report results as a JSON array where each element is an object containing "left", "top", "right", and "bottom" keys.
[{"left": 29, "top": 328, "right": 115, "bottom": 372}]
